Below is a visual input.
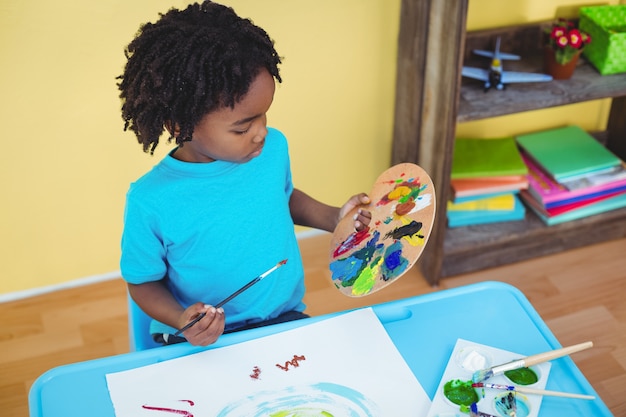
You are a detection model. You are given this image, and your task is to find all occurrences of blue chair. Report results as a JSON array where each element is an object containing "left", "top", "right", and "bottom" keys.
[{"left": 127, "top": 294, "right": 161, "bottom": 351}]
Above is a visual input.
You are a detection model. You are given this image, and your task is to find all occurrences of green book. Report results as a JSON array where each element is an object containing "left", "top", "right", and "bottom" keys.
[
  {"left": 451, "top": 136, "right": 528, "bottom": 179},
  {"left": 516, "top": 125, "right": 621, "bottom": 182}
]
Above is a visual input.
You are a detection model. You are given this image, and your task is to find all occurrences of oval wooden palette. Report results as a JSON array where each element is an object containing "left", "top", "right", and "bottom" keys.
[{"left": 329, "top": 163, "right": 436, "bottom": 297}]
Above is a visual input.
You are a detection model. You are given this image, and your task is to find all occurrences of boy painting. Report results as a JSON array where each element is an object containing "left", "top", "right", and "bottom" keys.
[{"left": 118, "top": 1, "right": 371, "bottom": 346}]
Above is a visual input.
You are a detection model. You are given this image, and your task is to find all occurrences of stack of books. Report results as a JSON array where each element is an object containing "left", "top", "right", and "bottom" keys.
[
  {"left": 447, "top": 136, "right": 528, "bottom": 227},
  {"left": 516, "top": 125, "right": 626, "bottom": 225}
]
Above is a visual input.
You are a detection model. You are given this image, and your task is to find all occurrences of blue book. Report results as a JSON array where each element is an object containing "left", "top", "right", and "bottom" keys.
[{"left": 447, "top": 195, "right": 526, "bottom": 228}]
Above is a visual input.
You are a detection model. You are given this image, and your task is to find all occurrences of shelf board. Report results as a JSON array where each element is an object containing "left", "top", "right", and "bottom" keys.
[
  {"left": 458, "top": 24, "right": 626, "bottom": 122},
  {"left": 441, "top": 205, "right": 626, "bottom": 277}
]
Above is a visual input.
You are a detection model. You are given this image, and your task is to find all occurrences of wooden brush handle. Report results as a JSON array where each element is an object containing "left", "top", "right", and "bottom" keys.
[
  {"left": 524, "top": 341, "right": 593, "bottom": 367},
  {"left": 516, "top": 386, "right": 595, "bottom": 400}
]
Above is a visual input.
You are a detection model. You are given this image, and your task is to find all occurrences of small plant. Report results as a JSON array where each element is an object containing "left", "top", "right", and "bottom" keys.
[{"left": 546, "top": 18, "right": 592, "bottom": 64}]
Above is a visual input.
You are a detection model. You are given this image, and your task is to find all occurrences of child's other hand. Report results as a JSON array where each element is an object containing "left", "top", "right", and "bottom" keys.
[
  {"left": 339, "top": 193, "right": 372, "bottom": 231},
  {"left": 179, "top": 302, "right": 225, "bottom": 346}
]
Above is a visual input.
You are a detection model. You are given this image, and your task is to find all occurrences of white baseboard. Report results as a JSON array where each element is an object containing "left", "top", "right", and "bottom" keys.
[
  {"left": 0, "top": 271, "right": 123, "bottom": 304},
  {"left": 0, "top": 229, "right": 328, "bottom": 304}
]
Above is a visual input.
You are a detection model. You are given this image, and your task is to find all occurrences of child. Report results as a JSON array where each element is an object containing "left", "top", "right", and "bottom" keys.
[{"left": 118, "top": 1, "right": 371, "bottom": 346}]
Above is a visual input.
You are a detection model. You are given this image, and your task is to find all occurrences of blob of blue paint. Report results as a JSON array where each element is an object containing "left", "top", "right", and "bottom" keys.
[
  {"left": 384, "top": 250, "right": 402, "bottom": 270},
  {"left": 330, "top": 231, "right": 384, "bottom": 287},
  {"left": 381, "top": 241, "right": 409, "bottom": 282}
]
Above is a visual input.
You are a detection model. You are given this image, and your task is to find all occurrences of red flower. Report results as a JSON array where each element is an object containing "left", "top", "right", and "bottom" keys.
[
  {"left": 551, "top": 26, "right": 566, "bottom": 39},
  {"left": 556, "top": 35, "right": 569, "bottom": 48},
  {"left": 546, "top": 18, "right": 592, "bottom": 64},
  {"left": 568, "top": 29, "right": 583, "bottom": 48}
]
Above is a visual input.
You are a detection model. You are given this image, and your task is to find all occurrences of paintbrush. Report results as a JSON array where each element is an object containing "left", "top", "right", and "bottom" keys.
[
  {"left": 173, "top": 259, "right": 288, "bottom": 337},
  {"left": 472, "top": 341, "right": 593, "bottom": 383},
  {"left": 473, "top": 383, "right": 596, "bottom": 400}
]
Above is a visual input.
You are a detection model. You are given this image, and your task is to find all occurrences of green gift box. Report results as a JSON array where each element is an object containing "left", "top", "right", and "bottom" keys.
[{"left": 580, "top": 5, "right": 626, "bottom": 75}]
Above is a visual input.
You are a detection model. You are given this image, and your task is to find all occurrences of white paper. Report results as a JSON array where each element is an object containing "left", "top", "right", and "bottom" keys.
[
  {"left": 426, "top": 339, "right": 551, "bottom": 417},
  {"left": 106, "top": 308, "right": 431, "bottom": 416}
]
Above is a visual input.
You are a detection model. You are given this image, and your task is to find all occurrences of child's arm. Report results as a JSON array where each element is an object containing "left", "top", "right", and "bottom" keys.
[
  {"left": 289, "top": 188, "right": 371, "bottom": 232},
  {"left": 127, "top": 280, "right": 225, "bottom": 346}
]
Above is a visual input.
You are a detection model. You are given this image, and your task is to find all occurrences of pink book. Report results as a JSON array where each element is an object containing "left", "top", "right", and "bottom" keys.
[
  {"left": 523, "top": 154, "right": 626, "bottom": 209},
  {"left": 521, "top": 189, "right": 626, "bottom": 217}
]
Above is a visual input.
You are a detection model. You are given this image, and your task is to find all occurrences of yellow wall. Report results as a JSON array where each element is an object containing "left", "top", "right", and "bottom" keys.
[
  {"left": 0, "top": 0, "right": 400, "bottom": 295},
  {"left": 0, "top": 0, "right": 620, "bottom": 296}
]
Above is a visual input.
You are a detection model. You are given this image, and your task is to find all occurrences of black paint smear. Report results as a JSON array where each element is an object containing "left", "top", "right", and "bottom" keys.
[{"left": 384, "top": 220, "right": 423, "bottom": 240}]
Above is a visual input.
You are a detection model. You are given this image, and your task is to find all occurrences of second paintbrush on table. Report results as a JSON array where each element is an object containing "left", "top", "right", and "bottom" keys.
[
  {"left": 174, "top": 259, "right": 288, "bottom": 337},
  {"left": 472, "top": 341, "right": 593, "bottom": 383},
  {"left": 472, "top": 382, "right": 595, "bottom": 400}
]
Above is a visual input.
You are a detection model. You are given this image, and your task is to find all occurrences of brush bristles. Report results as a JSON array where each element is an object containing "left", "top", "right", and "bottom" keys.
[{"left": 472, "top": 369, "right": 493, "bottom": 383}]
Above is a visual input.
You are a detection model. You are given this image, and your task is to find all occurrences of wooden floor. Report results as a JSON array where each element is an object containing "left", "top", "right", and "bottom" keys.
[{"left": 2, "top": 234, "right": 625, "bottom": 416}]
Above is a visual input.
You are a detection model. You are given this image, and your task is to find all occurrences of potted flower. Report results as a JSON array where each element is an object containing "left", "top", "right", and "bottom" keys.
[{"left": 544, "top": 18, "right": 592, "bottom": 79}]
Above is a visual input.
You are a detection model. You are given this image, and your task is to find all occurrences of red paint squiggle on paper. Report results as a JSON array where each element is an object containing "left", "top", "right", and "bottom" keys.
[
  {"left": 142, "top": 400, "right": 195, "bottom": 416},
  {"left": 250, "top": 365, "right": 262, "bottom": 380},
  {"left": 276, "top": 354, "right": 306, "bottom": 371}
]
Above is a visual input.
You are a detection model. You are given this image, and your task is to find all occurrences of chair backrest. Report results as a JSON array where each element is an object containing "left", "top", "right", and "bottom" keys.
[{"left": 127, "top": 294, "right": 161, "bottom": 351}]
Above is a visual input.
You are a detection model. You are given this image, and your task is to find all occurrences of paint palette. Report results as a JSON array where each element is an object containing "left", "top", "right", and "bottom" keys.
[
  {"left": 426, "top": 339, "right": 551, "bottom": 417},
  {"left": 329, "top": 163, "right": 436, "bottom": 297}
]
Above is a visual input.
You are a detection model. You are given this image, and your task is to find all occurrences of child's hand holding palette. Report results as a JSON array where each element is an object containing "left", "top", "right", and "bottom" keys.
[{"left": 329, "top": 163, "right": 436, "bottom": 297}]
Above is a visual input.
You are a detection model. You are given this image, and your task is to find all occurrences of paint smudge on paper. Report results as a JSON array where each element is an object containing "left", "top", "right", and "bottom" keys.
[
  {"left": 142, "top": 400, "right": 195, "bottom": 416},
  {"left": 276, "top": 354, "right": 306, "bottom": 371},
  {"left": 216, "top": 382, "right": 379, "bottom": 417},
  {"left": 250, "top": 366, "right": 262, "bottom": 380}
]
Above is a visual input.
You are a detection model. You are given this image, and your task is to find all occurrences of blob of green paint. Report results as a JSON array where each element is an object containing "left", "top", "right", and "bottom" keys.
[
  {"left": 443, "top": 379, "right": 479, "bottom": 408},
  {"left": 351, "top": 256, "right": 383, "bottom": 295},
  {"left": 504, "top": 367, "right": 538, "bottom": 385}
]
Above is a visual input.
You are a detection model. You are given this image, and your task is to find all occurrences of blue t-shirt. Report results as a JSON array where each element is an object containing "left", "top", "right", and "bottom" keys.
[{"left": 120, "top": 128, "right": 306, "bottom": 335}]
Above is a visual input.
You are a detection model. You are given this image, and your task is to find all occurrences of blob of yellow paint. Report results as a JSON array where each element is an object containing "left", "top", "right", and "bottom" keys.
[{"left": 387, "top": 186, "right": 411, "bottom": 201}]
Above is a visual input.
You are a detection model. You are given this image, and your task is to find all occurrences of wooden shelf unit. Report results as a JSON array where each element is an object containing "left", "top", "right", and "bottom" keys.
[{"left": 392, "top": 0, "right": 626, "bottom": 285}]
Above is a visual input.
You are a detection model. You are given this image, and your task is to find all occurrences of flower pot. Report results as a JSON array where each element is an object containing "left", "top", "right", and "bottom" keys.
[{"left": 543, "top": 47, "right": 582, "bottom": 80}]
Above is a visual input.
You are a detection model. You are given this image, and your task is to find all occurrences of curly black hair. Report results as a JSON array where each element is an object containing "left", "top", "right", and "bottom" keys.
[{"left": 117, "top": 1, "right": 282, "bottom": 154}]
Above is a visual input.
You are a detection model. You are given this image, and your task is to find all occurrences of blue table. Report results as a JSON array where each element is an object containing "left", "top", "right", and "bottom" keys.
[{"left": 29, "top": 282, "right": 611, "bottom": 416}]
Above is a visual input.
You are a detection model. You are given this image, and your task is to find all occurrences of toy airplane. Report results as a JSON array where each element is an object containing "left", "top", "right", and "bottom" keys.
[{"left": 462, "top": 37, "right": 552, "bottom": 91}]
